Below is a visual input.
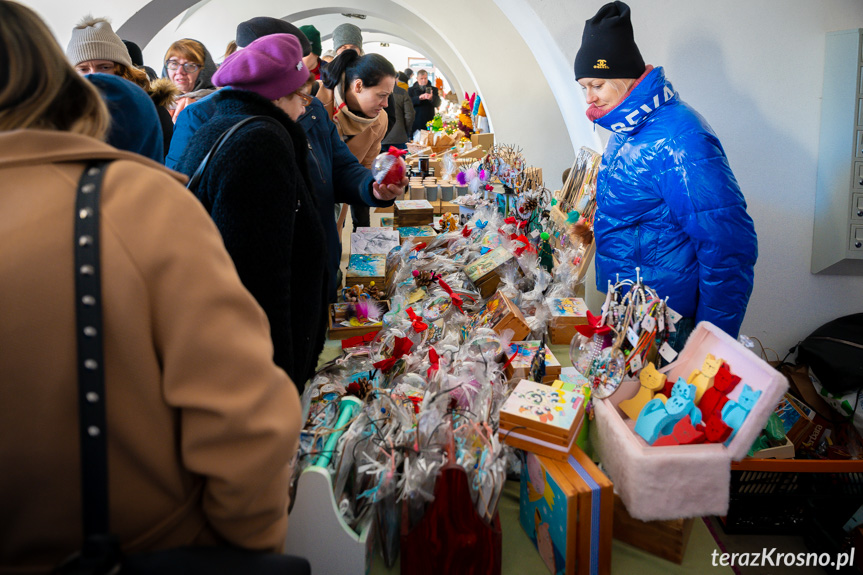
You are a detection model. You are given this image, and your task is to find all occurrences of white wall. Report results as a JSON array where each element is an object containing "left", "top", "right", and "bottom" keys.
[{"left": 508, "top": 0, "right": 863, "bottom": 356}]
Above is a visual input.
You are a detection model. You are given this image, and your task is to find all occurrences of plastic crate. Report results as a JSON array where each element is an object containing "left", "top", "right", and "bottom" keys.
[{"left": 721, "top": 458, "right": 863, "bottom": 535}]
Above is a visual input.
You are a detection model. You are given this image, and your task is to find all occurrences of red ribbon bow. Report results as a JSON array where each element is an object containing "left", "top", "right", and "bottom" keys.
[
  {"left": 517, "top": 220, "right": 529, "bottom": 230},
  {"left": 405, "top": 307, "right": 428, "bottom": 332},
  {"left": 503, "top": 216, "right": 517, "bottom": 225},
  {"left": 438, "top": 279, "right": 464, "bottom": 314},
  {"left": 461, "top": 226, "right": 472, "bottom": 237},
  {"left": 387, "top": 146, "right": 408, "bottom": 157},
  {"left": 510, "top": 234, "right": 535, "bottom": 256},
  {"left": 372, "top": 336, "right": 414, "bottom": 372},
  {"left": 427, "top": 347, "right": 440, "bottom": 379},
  {"left": 574, "top": 310, "right": 612, "bottom": 338}
]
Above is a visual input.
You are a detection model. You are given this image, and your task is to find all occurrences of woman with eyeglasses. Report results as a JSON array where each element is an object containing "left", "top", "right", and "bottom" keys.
[
  {"left": 176, "top": 34, "right": 327, "bottom": 392},
  {"left": 67, "top": 15, "right": 177, "bottom": 156},
  {"left": 162, "top": 38, "right": 217, "bottom": 122}
]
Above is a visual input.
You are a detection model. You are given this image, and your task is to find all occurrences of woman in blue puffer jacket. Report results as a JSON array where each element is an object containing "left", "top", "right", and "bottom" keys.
[{"left": 573, "top": 1, "right": 757, "bottom": 347}]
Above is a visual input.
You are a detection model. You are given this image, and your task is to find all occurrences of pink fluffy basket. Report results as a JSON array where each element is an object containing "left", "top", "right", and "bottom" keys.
[{"left": 590, "top": 321, "right": 789, "bottom": 521}]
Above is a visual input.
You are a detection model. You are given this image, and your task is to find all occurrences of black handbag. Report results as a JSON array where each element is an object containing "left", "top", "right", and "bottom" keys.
[{"left": 56, "top": 161, "right": 310, "bottom": 575}]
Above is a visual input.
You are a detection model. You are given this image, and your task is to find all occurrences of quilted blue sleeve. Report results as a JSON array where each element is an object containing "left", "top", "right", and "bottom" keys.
[{"left": 658, "top": 131, "right": 758, "bottom": 337}]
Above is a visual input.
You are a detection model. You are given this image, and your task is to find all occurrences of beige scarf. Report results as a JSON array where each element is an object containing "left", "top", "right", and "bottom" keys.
[{"left": 333, "top": 74, "right": 378, "bottom": 139}]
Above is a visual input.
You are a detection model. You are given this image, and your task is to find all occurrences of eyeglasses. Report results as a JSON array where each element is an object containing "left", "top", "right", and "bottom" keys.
[
  {"left": 165, "top": 60, "right": 201, "bottom": 73},
  {"left": 296, "top": 92, "right": 314, "bottom": 106}
]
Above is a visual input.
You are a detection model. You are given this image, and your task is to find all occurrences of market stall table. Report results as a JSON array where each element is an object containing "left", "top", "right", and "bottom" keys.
[{"left": 312, "top": 341, "right": 735, "bottom": 575}]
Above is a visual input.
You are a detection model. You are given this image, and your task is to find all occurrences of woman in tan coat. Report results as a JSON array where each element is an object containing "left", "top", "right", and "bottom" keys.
[
  {"left": 0, "top": 3, "right": 301, "bottom": 571},
  {"left": 316, "top": 50, "right": 396, "bottom": 230},
  {"left": 316, "top": 50, "right": 395, "bottom": 168}
]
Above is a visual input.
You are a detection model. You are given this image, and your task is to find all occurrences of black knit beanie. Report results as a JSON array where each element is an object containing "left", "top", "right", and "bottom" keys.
[
  {"left": 235, "top": 16, "right": 311, "bottom": 56},
  {"left": 573, "top": 1, "right": 645, "bottom": 80}
]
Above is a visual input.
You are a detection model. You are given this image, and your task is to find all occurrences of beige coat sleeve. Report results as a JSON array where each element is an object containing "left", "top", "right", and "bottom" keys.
[{"left": 102, "top": 163, "right": 301, "bottom": 552}]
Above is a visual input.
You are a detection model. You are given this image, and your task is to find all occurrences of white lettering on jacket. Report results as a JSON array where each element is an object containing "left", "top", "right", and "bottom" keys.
[{"left": 610, "top": 86, "right": 675, "bottom": 133}]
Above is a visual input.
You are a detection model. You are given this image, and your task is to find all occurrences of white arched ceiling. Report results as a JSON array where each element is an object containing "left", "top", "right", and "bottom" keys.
[
  {"left": 287, "top": 11, "right": 466, "bottom": 98},
  {"left": 22, "top": 0, "right": 575, "bottom": 184}
]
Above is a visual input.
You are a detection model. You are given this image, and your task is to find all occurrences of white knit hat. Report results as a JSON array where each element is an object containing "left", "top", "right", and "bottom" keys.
[{"left": 66, "top": 16, "right": 133, "bottom": 68}]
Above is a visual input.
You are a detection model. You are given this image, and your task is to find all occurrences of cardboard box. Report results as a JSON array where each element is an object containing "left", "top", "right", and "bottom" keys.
[
  {"left": 394, "top": 199, "right": 434, "bottom": 226},
  {"left": 750, "top": 436, "right": 795, "bottom": 459},
  {"left": 519, "top": 448, "right": 612, "bottom": 575},
  {"left": 612, "top": 494, "right": 693, "bottom": 564},
  {"left": 468, "top": 291, "right": 531, "bottom": 341},
  {"left": 504, "top": 341, "right": 562, "bottom": 383},
  {"left": 464, "top": 246, "right": 521, "bottom": 298},
  {"left": 471, "top": 132, "right": 494, "bottom": 151},
  {"left": 345, "top": 254, "right": 386, "bottom": 287},
  {"left": 592, "top": 322, "right": 789, "bottom": 521},
  {"left": 548, "top": 298, "right": 589, "bottom": 345},
  {"left": 327, "top": 301, "right": 389, "bottom": 340}
]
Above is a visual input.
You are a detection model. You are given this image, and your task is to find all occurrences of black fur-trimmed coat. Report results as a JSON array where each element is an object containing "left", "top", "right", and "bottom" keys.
[{"left": 177, "top": 89, "right": 328, "bottom": 392}]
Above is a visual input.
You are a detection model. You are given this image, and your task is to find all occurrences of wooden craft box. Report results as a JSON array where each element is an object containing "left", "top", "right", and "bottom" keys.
[
  {"left": 394, "top": 199, "right": 434, "bottom": 226},
  {"left": 519, "top": 448, "right": 613, "bottom": 575},
  {"left": 327, "top": 301, "right": 390, "bottom": 340},
  {"left": 350, "top": 228, "right": 399, "bottom": 255},
  {"left": 464, "top": 246, "right": 521, "bottom": 298},
  {"left": 548, "top": 298, "right": 589, "bottom": 345},
  {"left": 499, "top": 379, "right": 586, "bottom": 457},
  {"left": 345, "top": 254, "right": 386, "bottom": 287},
  {"left": 504, "top": 341, "right": 562, "bottom": 383},
  {"left": 397, "top": 225, "right": 437, "bottom": 245},
  {"left": 612, "top": 494, "right": 693, "bottom": 564},
  {"left": 468, "top": 291, "right": 531, "bottom": 341}
]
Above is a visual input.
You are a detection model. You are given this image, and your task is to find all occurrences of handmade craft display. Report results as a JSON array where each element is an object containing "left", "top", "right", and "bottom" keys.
[
  {"left": 504, "top": 341, "right": 561, "bottom": 383},
  {"left": 351, "top": 228, "right": 400, "bottom": 255},
  {"left": 327, "top": 301, "right": 389, "bottom": 340},
  {"left": 464, "top": 246, "right": 520, "bottom": 298},
  {"left": 296, "top": 143, "right": 620, "bottom": 573},
  {"left": 467, "top": 290, "right": 531, "bottom": 342},
  {"left": 499, "top": 379, "right": 586, "bottom": 452},
  {"left": 547, "top": 297, "right": 589, "bottom": 345},
  {"left": 397, "top": 225, "right": 437, "bottom": 245},
  {"left": 345, "top": 254, "right": 387, "bottom": 287},
  {"left": 394, "top": 199, "right": 434, "bottom": 227},
  {"left": 568, "top": 269, "right": 674, "bottom": 400}
]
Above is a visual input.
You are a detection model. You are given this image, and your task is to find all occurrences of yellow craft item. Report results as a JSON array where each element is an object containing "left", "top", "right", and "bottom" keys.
[{"left": 618, "top": 361, "right": 667, "bottom": 420}]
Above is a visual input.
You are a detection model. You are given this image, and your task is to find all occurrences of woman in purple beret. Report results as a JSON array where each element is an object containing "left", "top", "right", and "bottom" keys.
[{"left": 177, "top": 33, "right": 326, "bottom": 392}]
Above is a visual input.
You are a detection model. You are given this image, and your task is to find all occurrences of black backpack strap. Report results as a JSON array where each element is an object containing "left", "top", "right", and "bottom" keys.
[{"left": 186, "top": 115, "right": 284, "bottom": 192}]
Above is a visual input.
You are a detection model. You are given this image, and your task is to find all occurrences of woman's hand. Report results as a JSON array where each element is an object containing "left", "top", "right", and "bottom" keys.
[{"left": 372, "top": 176, "right": 407, "bottom": 201}]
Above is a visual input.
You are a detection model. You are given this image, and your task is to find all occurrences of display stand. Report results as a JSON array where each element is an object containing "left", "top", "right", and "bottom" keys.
[
  {"left": 400, "top": 464, "right": 502, "bottom": 575},
  {"left": 285, "top": 396, "right": 374, "bottom": 574}
]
